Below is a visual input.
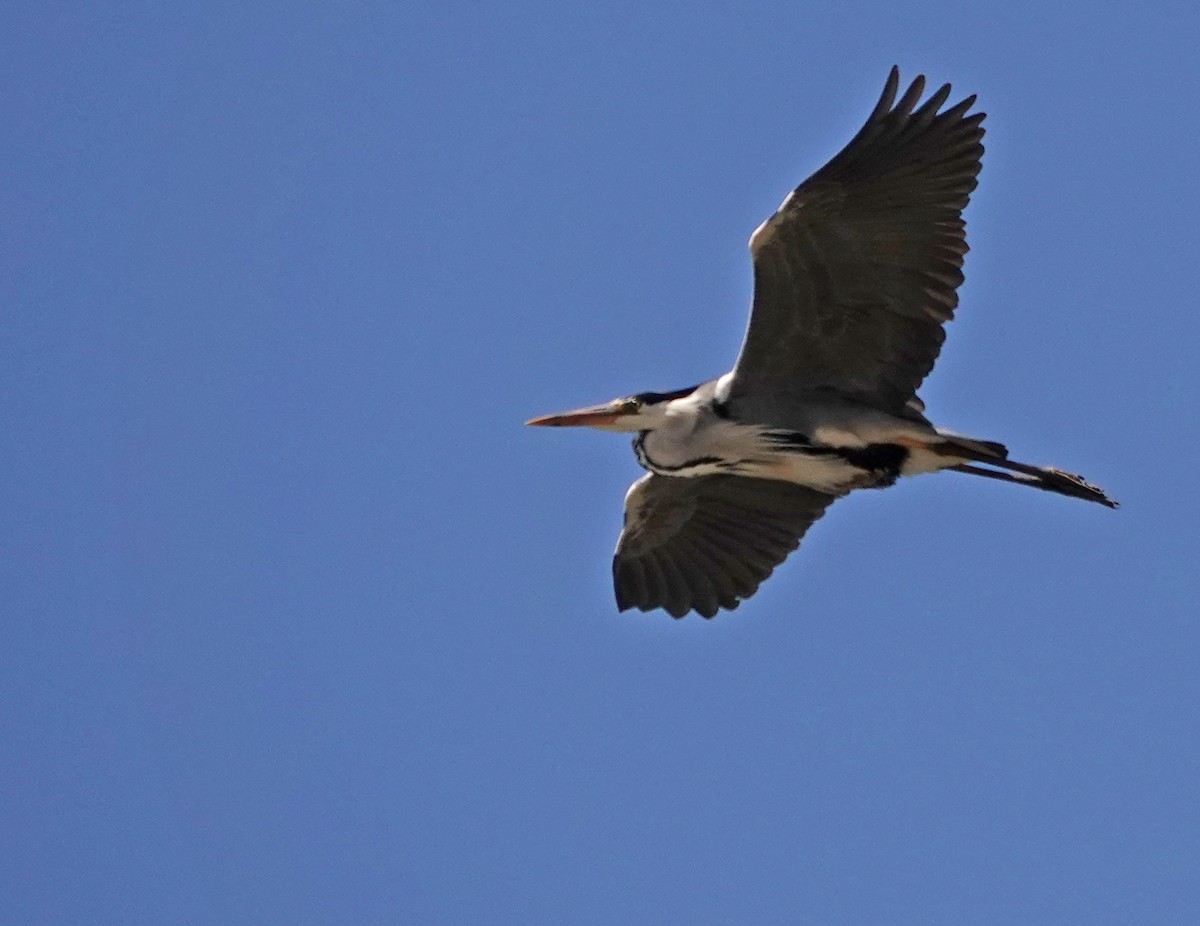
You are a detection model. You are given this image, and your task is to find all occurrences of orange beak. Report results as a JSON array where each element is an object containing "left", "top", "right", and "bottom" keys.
[{"left": 525, "top": 400, "right": 628, "bottom": 428}]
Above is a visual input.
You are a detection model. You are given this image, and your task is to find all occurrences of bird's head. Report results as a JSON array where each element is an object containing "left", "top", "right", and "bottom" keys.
[{"left": 526, "top": 385, "right": 700, "bottom": 433}]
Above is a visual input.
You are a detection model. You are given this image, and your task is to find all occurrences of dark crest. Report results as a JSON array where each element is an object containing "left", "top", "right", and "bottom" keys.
[{"left": 632, "top": 384, "right": 702, "bottom": 406}]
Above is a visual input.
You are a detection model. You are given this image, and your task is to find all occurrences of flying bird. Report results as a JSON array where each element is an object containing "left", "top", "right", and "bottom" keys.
[{"left": 528, "top": 68, "right": 1116, "bottom": 619}]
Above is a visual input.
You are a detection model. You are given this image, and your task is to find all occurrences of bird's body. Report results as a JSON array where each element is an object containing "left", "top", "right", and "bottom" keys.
[
  {"left": 627, "top": 376, "right": 968, "bottom": 493},
  {"left": 529, "top": 69, "right": 1116, "bottom": 619}
]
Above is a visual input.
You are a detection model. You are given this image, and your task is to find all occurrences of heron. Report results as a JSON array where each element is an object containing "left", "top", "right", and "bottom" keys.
[{"left": 528, "top": 68, "right": 1116, "bottom": 619}]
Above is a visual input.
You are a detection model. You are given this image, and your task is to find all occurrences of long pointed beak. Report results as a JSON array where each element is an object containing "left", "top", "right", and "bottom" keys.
[{"left": 526, "top": 401, "right": 626, "bottom": 428}]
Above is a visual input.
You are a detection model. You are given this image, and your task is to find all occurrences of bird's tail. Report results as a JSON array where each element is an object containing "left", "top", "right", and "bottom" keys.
[{"left": 934, "top": 433, "right": 1118, "bottom": 508}]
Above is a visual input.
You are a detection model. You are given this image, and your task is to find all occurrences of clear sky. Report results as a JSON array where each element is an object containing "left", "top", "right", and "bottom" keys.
[{"left": 4, "top": 2, "right": 1199, "bottom": 923}]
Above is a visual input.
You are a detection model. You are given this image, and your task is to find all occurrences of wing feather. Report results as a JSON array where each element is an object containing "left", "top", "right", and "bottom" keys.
[
  {"left": 613, "top": 474, "right": 838, "bottom": 619},
  {"left": 733, "top": 68, "right": 985, "bottom": 414}
]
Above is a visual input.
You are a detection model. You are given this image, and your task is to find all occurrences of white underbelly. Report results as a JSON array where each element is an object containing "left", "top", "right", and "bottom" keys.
[{"left": 739, "top": 454, "right": 867, "bottom": 493}]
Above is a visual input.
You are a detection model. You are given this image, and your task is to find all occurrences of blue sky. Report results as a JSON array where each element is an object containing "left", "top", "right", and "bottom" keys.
[{"left": 4, "top": 2, "right": 1199, "bottom": 923}]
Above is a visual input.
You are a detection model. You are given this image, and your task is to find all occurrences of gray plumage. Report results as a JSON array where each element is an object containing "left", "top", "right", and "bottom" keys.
[
  {"left": 732, "top": 68, "right": 982, "bottom": 420},
  {"left": 528, "top": 68, "right": 1116, "bottom": 620},
  {"left": 614, "top": 474, "right": 836, "bottom": 619}
]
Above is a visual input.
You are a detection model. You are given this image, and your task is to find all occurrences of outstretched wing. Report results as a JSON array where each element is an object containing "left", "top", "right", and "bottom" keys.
[
  {"left": 730, "top": 67, "right": 985, "bottom": 415},
  {"left": 613, "top": 474, "right": 839, "bottom": 619}
]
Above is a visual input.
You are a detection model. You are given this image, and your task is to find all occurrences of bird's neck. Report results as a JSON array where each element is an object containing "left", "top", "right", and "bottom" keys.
[{"left": 632, "top": 400, "right": 752, "bottom": 477}]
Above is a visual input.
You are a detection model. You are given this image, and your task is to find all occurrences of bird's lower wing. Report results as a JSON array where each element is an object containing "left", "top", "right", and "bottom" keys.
[{"left": 613, "top": 474, "right": 839, "bottom": 619}]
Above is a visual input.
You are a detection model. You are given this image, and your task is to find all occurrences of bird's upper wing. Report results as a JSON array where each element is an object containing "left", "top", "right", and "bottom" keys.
[
  {"left": 728, "top": 68, "right": 985, "bottom": 415},
  {"left": 613, "top": 473, "right": 839, "bottom": 619}
]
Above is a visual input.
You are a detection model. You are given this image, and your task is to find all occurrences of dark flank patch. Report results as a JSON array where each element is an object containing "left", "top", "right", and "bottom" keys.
[
  {"left": 763, "top": 431, "right": 909, "bottom": 486},
  {"left": 838, "top": 443, "right": 909, "bottom": 487}
]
